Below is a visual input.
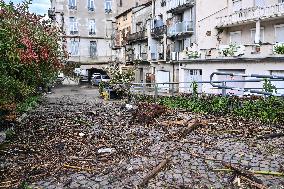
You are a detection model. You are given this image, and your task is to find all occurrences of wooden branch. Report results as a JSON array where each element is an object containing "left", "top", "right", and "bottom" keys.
[
  {"left": 179, "top": 119, "right": 206, "bottom": 139},
  {"left": 222, "top": 162, "right": 264, "bottom": 184},
  {"left": 138, "top": 158, "right": 170, "bottom": 187},
  {"left": 240, "top": 176, "right": 268, "bottom": 189},
  {"left": 213, "top": 168, "right": 284, "bottom": 177}
]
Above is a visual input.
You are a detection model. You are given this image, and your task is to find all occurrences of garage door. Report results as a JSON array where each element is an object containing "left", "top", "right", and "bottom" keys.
[
  {"left": 271, "top": 70, "right": 284, "bottom": 94},
  {"left": 156, "top": 70, "right": 170, "bottom": 92}
]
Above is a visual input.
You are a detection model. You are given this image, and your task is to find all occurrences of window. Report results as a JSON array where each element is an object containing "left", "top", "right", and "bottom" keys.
[
  {"left": 251, "top": 28, "right": 264, "bottom": 43},
  {"left": 119, "top": 0, "right": 122, "bottom": 7},
  {"left": 70, "top": 41, "right": 79, "bottom": 56},
  {"left": 230, "top": 31, "right": 242, "bottom": 45},
  {"left": 69, "top": 17, "right": 78, "bottom": 35},
  {"left": 105, "top": 0, "right": 112, "bottom": 13},
  {"left": 88, "top": 0, "right": 95, "bottom": 11},
  {"left": 69, "top": 0, "right": 76, "bottom": 9},
  {"left": 255, "top": 0, "right": 265, "bottom": 7},
  {"left": 90, "top": 41, "right": 97, "bottom": 58},
  {"left": 275, "top": 24, "right": 284, "bottom": 43},
  {"left": 279, "top": 0, "right": 284, "bottom": 3},
  {"left": 232, "top": 0, "right": 242, "bottom": 12},
  {"left": 89, "top": 19, "right": 96, "bottom": 35}
]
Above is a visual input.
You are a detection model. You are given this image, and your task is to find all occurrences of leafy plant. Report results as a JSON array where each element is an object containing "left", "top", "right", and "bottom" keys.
[
  {"left": 222, "top": 44, "right": 239, "bottom": 57},
  {"left": 0, "top": 1, "right": 67, "bottom": 123},
  {"left": 190, "top": 81, "right": 198, "bottom": 96},
  {"left": 188, "top": 51, "right": 200, "bottom": 59},
  {"left": 274, "top": 44, "right": 284, "bottom": 54},
  {"left": 263, "top": 79, "right": 277, "bottom": 94},
  {"left": 135, "top": 94, "right": 284, "bottom": 124}
]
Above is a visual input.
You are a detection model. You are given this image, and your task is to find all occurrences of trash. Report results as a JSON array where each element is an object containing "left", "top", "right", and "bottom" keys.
[
  {"left": 97, "top": 148, "right": 116, "bottom": 154},
  {"left": 78, "top": 133, "right": 85, "bottom": 137}
]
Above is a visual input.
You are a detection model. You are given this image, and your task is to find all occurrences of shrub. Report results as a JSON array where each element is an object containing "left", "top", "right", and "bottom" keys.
[{"left": 0, "top": 0, "right": 67, "bottom": 122}]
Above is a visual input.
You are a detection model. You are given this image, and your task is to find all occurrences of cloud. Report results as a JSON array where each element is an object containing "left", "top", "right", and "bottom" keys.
[{"left": 3, "top": 0, "right": 50, "bottom": 15}]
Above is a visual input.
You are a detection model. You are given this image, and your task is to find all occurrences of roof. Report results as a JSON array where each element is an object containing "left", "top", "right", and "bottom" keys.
[{"left": 115, "top": 1, "right": 152, "bottom": 19}]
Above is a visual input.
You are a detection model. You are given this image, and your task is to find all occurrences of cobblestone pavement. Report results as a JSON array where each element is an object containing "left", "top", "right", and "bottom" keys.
[{"left": 2, "top": 86, "right": 284, "bottom": 189}]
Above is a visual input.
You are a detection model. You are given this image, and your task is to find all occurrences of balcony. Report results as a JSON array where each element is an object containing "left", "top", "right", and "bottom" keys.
[
  {"left": 167, "top": 0, "right": 194, "bottom": 14},
  {"left": 217, "top": 3, "right": 284, "bottom": 28},
  {"left": 151, "top": 20, "right": 167, "bottom": 38},
  {"left": 167, "top": 21, "right": 194, "bottom": 37},
  {"left": 128, "top": 30, "right": 147, "bottom": 43},
  {"left": 134, "top": 53, "right": 148, "bottom": 61}
]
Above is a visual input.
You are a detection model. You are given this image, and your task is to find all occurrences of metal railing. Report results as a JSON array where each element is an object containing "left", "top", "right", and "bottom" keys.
[
  {"left": 217, "top": 3, "right": 284, "bottom": 27},
  {"left": 129, "top": 73, "right": 284, "bottom": 98}
]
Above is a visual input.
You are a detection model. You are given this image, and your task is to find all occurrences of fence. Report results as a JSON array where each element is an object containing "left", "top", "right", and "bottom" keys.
[{"left": 129, "top": 72, "right": 284, "bottom": 98}]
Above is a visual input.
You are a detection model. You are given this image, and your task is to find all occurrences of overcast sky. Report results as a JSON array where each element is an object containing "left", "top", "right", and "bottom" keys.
[{"left": 4, "top": 0, "right": 50, "bottom": 15}]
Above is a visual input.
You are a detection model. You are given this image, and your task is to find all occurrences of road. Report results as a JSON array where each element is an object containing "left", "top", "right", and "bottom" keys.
[{"left": 1, "top": 86, "right": 284, "bottom": 189}]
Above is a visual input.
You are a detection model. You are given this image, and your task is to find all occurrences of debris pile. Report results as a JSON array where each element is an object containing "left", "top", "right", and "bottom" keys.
[{"left": 0, "top": 94, "right": 284, "bottom": 188}]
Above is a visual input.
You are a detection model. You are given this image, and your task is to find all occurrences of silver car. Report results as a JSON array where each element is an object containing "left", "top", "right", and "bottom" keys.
[{"left": 91, "top": 75, "right": 110, "bottom": 85}]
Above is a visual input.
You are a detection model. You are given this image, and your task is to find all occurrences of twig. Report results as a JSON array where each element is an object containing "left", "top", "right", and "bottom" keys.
[
  {"left": 63, "top": 164, "right": 93, "bottom": 172},
  {"left": 137, "top": 158, "right": 170, "bottom": 187},
  {"left": 179, "top": 119, "right": 206, "bottom": 139},
  {"left": 240, "top": 176, "right": 268, "bottom": 189},
  {"left": 222, "top": 162, "right": 264, "bottom": 184},
  {"left": 213, "top": 168, "right": 284, "bottom": 177}
]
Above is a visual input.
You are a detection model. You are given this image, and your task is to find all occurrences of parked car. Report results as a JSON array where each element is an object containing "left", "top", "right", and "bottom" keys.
[{"left": 91, "top": 74, "right": 110, "bottom": 86}]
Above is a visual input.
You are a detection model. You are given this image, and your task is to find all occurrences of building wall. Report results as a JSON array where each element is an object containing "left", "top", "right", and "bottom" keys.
[
  {"left": 179, "top": 60, "right": 284, "bottom": 94},
  {"left": 51, "top": 0, "right": 119, "bottom": 66}
]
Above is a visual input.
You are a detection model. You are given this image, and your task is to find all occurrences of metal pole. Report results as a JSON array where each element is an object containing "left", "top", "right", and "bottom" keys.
[
  {"left": 154, "top": 83, "right": 158, "bottom": 100},
  {"left": 171, "top": 83, "right": 174, "bottom": 96},
  {"left": 222, "top": 82, "right": 226, "bottom": 96},
  {"left": 143, "top": 83, "right": 146, "bottom": 95}
]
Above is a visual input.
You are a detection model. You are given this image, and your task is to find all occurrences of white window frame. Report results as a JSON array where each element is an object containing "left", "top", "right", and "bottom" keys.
[
  {"left": 89, "top": 19, "right": 96, "bottom": 35},
  {"left": 105, "top": 0, "right": 112, "bottom": 13},
  {"left": 69, "top": 0, "right": 76, "bottom": 9},
  {"left": 230, "top": 31, "right": 242, "bottom": 45},
  {"left": 69, "top": 17, "right": 78, "bottom": 35},
  {"left": 275, "top": 24, "right": 284, "bottom": 43},
  {"left": 250, "top": 27, "right": 265, "bottom": 43},
  {"left": 88, "top": 0, "right": 95, "bottom": 11},
  {"left": 70, "top": 41, "right": 79, "bottom": 56}
]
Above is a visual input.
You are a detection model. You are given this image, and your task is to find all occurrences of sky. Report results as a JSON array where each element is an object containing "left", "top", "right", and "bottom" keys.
[{"left": 4, "top": 0, "right": 50, "bottom": 15}]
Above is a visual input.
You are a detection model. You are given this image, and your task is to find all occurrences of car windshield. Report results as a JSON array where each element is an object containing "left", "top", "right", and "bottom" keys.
[{"left": 102, "top": 75, "right": 110, "bottom": 79}]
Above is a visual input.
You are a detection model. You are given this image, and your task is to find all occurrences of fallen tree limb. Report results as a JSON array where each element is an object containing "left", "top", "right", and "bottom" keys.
[
  {"left": 213, "top": 168, "right": 284, "bottom": 177},
  {"left": 257, "top": 133, "right": 284, "bottom": 140},
  {"left": 138, "top": 158, "right": 170, "bottom": 187},
  {"left": 179, "top": 119, "right": 206, "bottom": 139}
]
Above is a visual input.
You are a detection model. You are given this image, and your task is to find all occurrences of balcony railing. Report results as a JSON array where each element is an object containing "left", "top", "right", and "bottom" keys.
[
  {"left": 128, "top": 30, "right": 147, "bottom": 43},
  {"left": 151, "top": 20, "right": 167, "bottom": 37},
  {"left": 168, "top": 21, "right": 194, "bottom": 37},
  {"left": 217, "top": 3, "right": 284, "bottom": 27},
  {"left": 167, "top": 0, "right": 194, "bottom": 13}
]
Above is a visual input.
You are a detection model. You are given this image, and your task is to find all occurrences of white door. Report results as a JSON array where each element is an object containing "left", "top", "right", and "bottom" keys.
[
  {"left": 183, "top": 69, "right": 202, "bottom": 93},
  {"left": 156, "top": 70, "right": 170, "bottom": 92},
  {"left": 218, "top": 69, "right": 245, "bottom": 96},
  {"left": 271, "top": 70, "right": 284, "bottom": 94}
]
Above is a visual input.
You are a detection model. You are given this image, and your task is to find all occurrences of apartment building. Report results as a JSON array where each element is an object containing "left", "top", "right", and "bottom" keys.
[
  {"left": 49, "top": 0, "right": 139, "bottom": 80},
  {"left": 179, "top": 0, "right": 284, "bottom": 94}
]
